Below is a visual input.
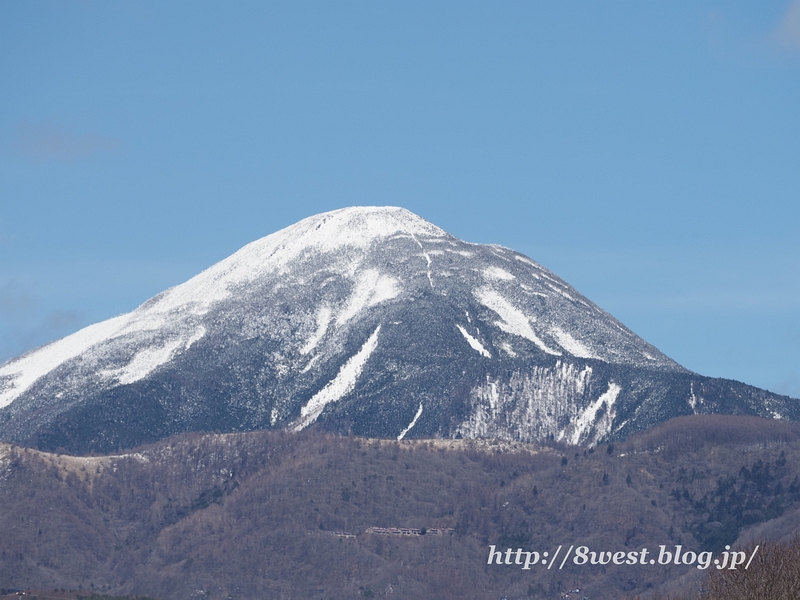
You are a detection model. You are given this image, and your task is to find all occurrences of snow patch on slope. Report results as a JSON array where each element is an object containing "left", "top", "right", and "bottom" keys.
[
  {"left": 185, "top": 326, "right": 206, "bottom": 349},
  {"left": 409, "top": 232, "right": 434, "bottom": 288},
  {"left": 567, "top": 383, "right": 621, "bottom": 445},
  {"left": 109, "top": 340, "right": 184, "bottom": 385},
  {"left": 397, "top": 402, "right": 423, "bottom": 440},
  {"left": 551, "top": 327, "right": 596, "bottom": 359},
  {"left": 0, "top": 307, "right": 209, "bottom": 407},
  {"left": 474, "top": 287, "right": 560, "bottom": 355},
  {"left": 337, "top": 270, "right": 400, "bottom": 325},
  {"left": 292, "top": 325, "right": 381, "bottom": 431},
  {"left": 102, "top": 326, "right": 207, "bottom": 385},
  {"left": 0, "top": 315, "right": 127, "bottom": 408},
  {"left": 301, "top": 306, "right": 332, "bottom": 355},
  {"left": 459, "top": 362, "right": 592, "bottom": 443},
  {"left": 499, "top": 342, "right": 517, "bottom": 357},
  {"left": 483, "top": 266, "right": 515, "bottom": 281},
  {"left": 544, "top": 281, "right": 575, "bottom": 301},
  {"left": 688, "top": 382, "right": 703, "bottom": 413},
  {"left": 456, "top": 325, "right": 491, "bottom": 358},
  {"left": 514, "top": 255, "right": 541, "bottom": 268}
]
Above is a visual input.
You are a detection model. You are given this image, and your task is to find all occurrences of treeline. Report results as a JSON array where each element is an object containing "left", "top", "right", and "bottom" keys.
[
  {"left": 623, "top": 414, "right": 800, "bottom": 458},
  {"left": 2, "top": 416, "right": 800, "bottom": 599},
  {"left": 666, "top": 452, "right": 800, "bottom": 550}
]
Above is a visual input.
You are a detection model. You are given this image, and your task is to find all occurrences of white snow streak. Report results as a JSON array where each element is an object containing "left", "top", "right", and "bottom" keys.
[
  {"left": 688, "top": 382, "right": 703, "bottom": 413},
  {"left": 483, "top": 266, "right": 515, "bottom": 281},
  {"left": 546, "top": 282, "right": 575, "bottom": 301},
  {"left": 292, "top": 325, "right": 381, "bottom": 431},
  {"left": 101, "top": 325, "right": 207, "bottom": 386},
  {"left": 551, "top": 327, "right": 596, "bottom": 359},
  {"left": 514, "top": 255, "right": 541, "bottom": 269},
  {"left": 456, "top": 325, "right": 491, "bottom": 358},
  {"left": 499, "top": 342, "right": 517, "bottom": 357},
  {"left": 474, "top": 287, "right": 561, "bottom": 355},
  {"left": 301, "top": 306, "right": 332, "bottom": 355},
  {"left": 519, "top": 284, "right": 546, "bottom": 295},
  {"left": 185, "top": 325, "right": 206, "bottom": 350},
  {"left": 397, "top": 402, "right": 423, "bottom": 440},
  {"left": 337, "top": 270, "right": 400, "bottom": 325},
  {"left": 409, "top": 232, "right": 434, "bottom": 288},
  {"left": 111, "top": 340, "right": 184, "bottom": 385},
  {"left": 568, "top": 383, "right": 621, "bottom": 445}
]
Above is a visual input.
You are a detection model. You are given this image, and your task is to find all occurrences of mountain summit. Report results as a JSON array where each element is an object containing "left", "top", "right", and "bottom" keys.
[{"left": 0, "top": 207, "right": 796, "bottom": 453}]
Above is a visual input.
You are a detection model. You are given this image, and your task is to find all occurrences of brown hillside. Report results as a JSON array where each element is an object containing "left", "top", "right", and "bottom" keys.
[{"left": 2, "top": 415, "right": 800, "bottom": 599}]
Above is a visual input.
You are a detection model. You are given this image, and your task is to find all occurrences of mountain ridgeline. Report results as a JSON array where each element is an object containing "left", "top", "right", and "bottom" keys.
[{"left": 0, "top": 207, "right": 796, "bottom": 453}]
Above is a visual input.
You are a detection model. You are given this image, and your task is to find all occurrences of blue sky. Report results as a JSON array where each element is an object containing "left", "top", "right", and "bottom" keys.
[{"left": 1, "top": 1, "right": 799, "bottom": 397}]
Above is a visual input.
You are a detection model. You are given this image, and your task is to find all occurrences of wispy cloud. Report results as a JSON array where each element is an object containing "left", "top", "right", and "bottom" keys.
[
  {"left": 774, "top": 375, "right": 800, "bottom": 399},
  {"left": 23, "top": 309, "right": 82, "bottom": 344},
  {"left": 0, "top": 309, "right": 83, "bottom": 364},
  {"left": 13, "top": 121, "right": 121, "bottom": 162},
  {"left": 0, "top": 280, "right": 83, "bottom": 363},
  {"left": 772, "top": 0, "right": 800, "bottom": 52},
  {"left": 0, "top": 280, "right": 39, "bottom": 318}
]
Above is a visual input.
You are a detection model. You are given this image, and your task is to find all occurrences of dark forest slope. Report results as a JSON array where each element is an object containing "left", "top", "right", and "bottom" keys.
[{"left": 3, "top": 416, "right": 800, "bottom": 599}]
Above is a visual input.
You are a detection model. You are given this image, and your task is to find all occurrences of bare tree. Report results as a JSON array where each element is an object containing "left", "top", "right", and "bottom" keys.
[{"left": 703, "top": 534, "right": 800, "bottom": 600}]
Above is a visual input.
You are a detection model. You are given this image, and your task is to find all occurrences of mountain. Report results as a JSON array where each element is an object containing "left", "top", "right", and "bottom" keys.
[{"left": 0, "top": 206, "right": 796, "bottom": 453}]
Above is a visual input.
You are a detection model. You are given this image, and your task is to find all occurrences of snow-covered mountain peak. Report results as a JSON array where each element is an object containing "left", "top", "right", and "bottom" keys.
[
  {"left": 0, "top": 207, "right": 447, "bottom": 408},
  {"left": 0, "top": 206, "right": 679, "bottom": 411},
  {"left": 150, "top": 206, "right": 447, "bottom": 313},
  {"left": 258, "top": 205, "right": 449, "bottom": 264},
  {"left": 293, "top": 206, "right": 449, "bottom": 246},
  {"left": 3, "top": 206, "right": 795, "bottom": 454}
]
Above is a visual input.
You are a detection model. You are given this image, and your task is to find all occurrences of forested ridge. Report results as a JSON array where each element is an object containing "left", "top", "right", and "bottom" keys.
[{"left": 2, "top": 415, "right": 800, "bottom": 599}]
